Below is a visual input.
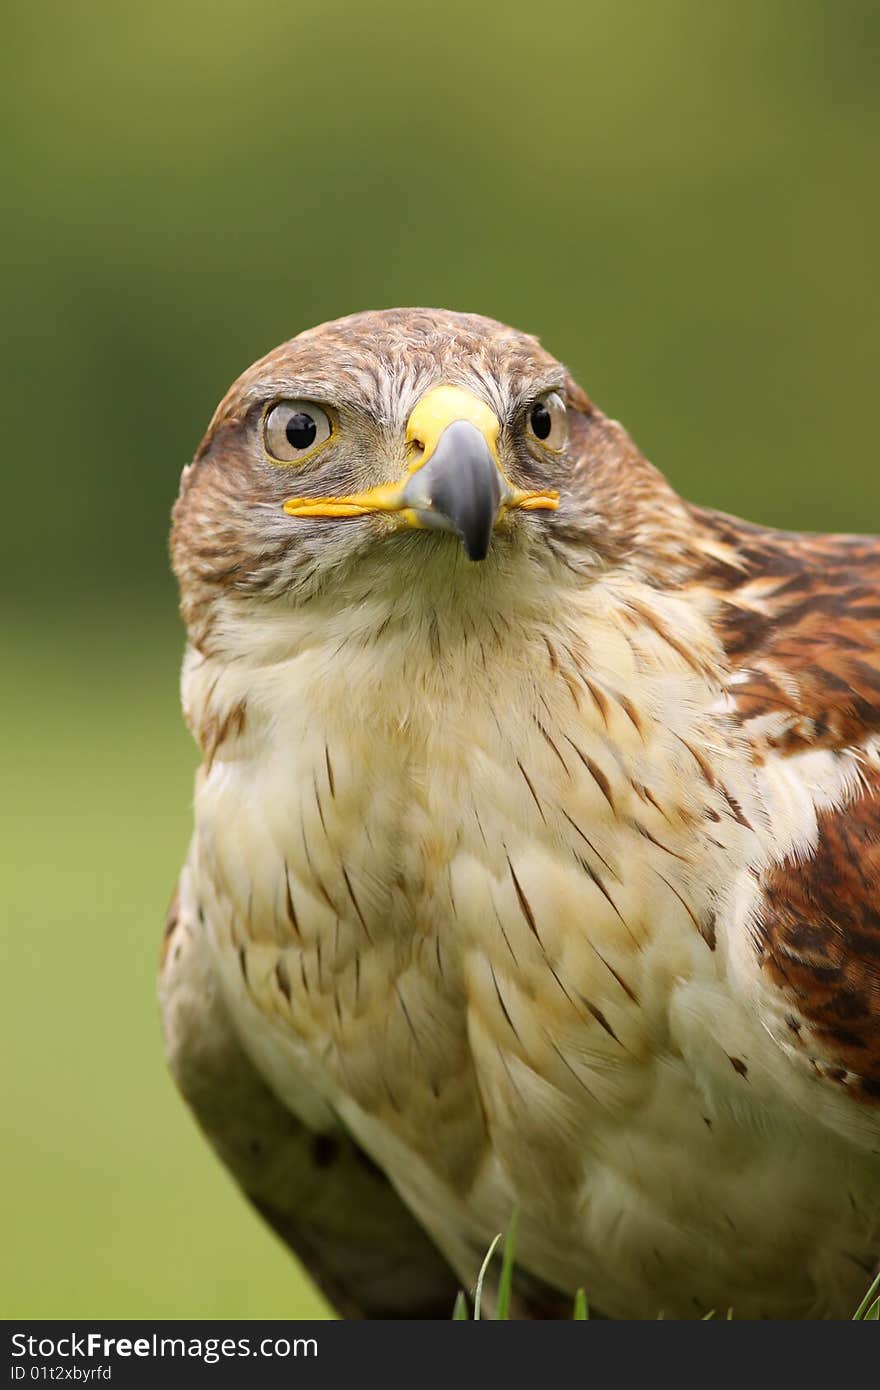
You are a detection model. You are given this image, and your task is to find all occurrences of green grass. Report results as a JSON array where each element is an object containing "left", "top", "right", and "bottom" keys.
[
  {"left": 450, "top": 1217, "right": 585, "bottom": 1321},
  {"left": 853, "top": 1270, "right": 880, "bottom": 1322}
]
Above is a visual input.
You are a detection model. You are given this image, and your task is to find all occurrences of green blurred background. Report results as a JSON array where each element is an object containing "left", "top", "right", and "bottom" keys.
[{"left": 3, "top": 0, "right": 878, "bottom": 1318}]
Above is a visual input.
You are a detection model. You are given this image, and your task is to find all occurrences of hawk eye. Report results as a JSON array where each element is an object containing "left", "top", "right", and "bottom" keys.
[
  {"left": 527, "top": 392, "right": 567, "bottom": 451},
  {"left": 263, "top": 400, "right": 332, "bottom": 463}
]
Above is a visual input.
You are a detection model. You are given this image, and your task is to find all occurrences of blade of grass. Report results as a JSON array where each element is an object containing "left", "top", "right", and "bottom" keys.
[
  {"left": 496, "top": 1211, "right": 518, "bottom": 1321},
  {"left": 853, "top": 1269, "right": 880, "bottom": 1320},
  {"left": 573, "top": 1288, "right": 589, "bottom": 1320},
  {"left": 452, "top": 1290, "right": 469, "bottom": 1320},
  {"left": 473, "top": 1232, "right": 502, "bottom": 1321}
]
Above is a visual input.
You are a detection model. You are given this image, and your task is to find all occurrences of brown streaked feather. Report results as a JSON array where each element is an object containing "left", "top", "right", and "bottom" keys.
[
  {"left": 690, "top": 509, "right": 880, "bottom": 752},
  {"left": 756, "top": 769, "right": 880, "bottom": 1102}
]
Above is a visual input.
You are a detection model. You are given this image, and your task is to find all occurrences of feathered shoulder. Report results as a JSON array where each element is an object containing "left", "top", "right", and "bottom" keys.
[{"left": 690, "top": 507, "right": 880, "bottom": 1105}]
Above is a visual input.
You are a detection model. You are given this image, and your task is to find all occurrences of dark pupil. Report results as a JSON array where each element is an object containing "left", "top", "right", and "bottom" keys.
[
  {"left": 530, "top": 403, "right": 551, "bottom": 440},
  {"left": 286, "top": 411, "right": 317, "bottom": 450}
]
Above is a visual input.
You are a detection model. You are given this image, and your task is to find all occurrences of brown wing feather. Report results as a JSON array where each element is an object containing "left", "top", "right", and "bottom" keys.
[
  {"left": 685, "top": 509, "right": 880, "bottom": 1103},
  {"left": 690, "top": 508, "right": 880, "bottom": 753},
  {"left": 756, "top": 771, "right": 880, "bottom": 1103},
  {"left": 159, "top": 890, "right": 460, "bottom": 1318}
]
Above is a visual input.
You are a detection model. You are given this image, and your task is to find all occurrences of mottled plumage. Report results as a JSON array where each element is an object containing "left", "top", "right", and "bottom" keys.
[{"left": 162, "top": 308, "right": 880, "bottom": 1318}]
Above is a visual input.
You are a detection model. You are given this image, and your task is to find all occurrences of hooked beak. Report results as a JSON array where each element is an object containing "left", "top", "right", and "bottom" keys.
[
  {"left": 401, "top": 418, "right": 501, "bottom": 560},
  {"left": 282, "top": 384, "right": 558, "bottom": 561}
]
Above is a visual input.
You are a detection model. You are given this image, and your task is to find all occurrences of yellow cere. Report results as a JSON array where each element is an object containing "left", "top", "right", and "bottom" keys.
[{"left": 405, "top": 385, "right": 501, "bottom": 465}]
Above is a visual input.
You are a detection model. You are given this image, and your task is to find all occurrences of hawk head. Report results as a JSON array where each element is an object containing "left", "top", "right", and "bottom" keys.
[{"left": 172, "top": 308, "right": 687, "bottom": 639}]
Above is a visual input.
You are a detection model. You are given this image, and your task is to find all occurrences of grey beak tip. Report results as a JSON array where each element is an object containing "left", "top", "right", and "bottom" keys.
[{"left": 461, "top": 527, "right": 492, "bottom": 562}]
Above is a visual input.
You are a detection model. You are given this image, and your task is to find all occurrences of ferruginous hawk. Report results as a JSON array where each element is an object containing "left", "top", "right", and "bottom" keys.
[{"left": 161, "top": 308, "right": 880, "bottom": 1319}]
